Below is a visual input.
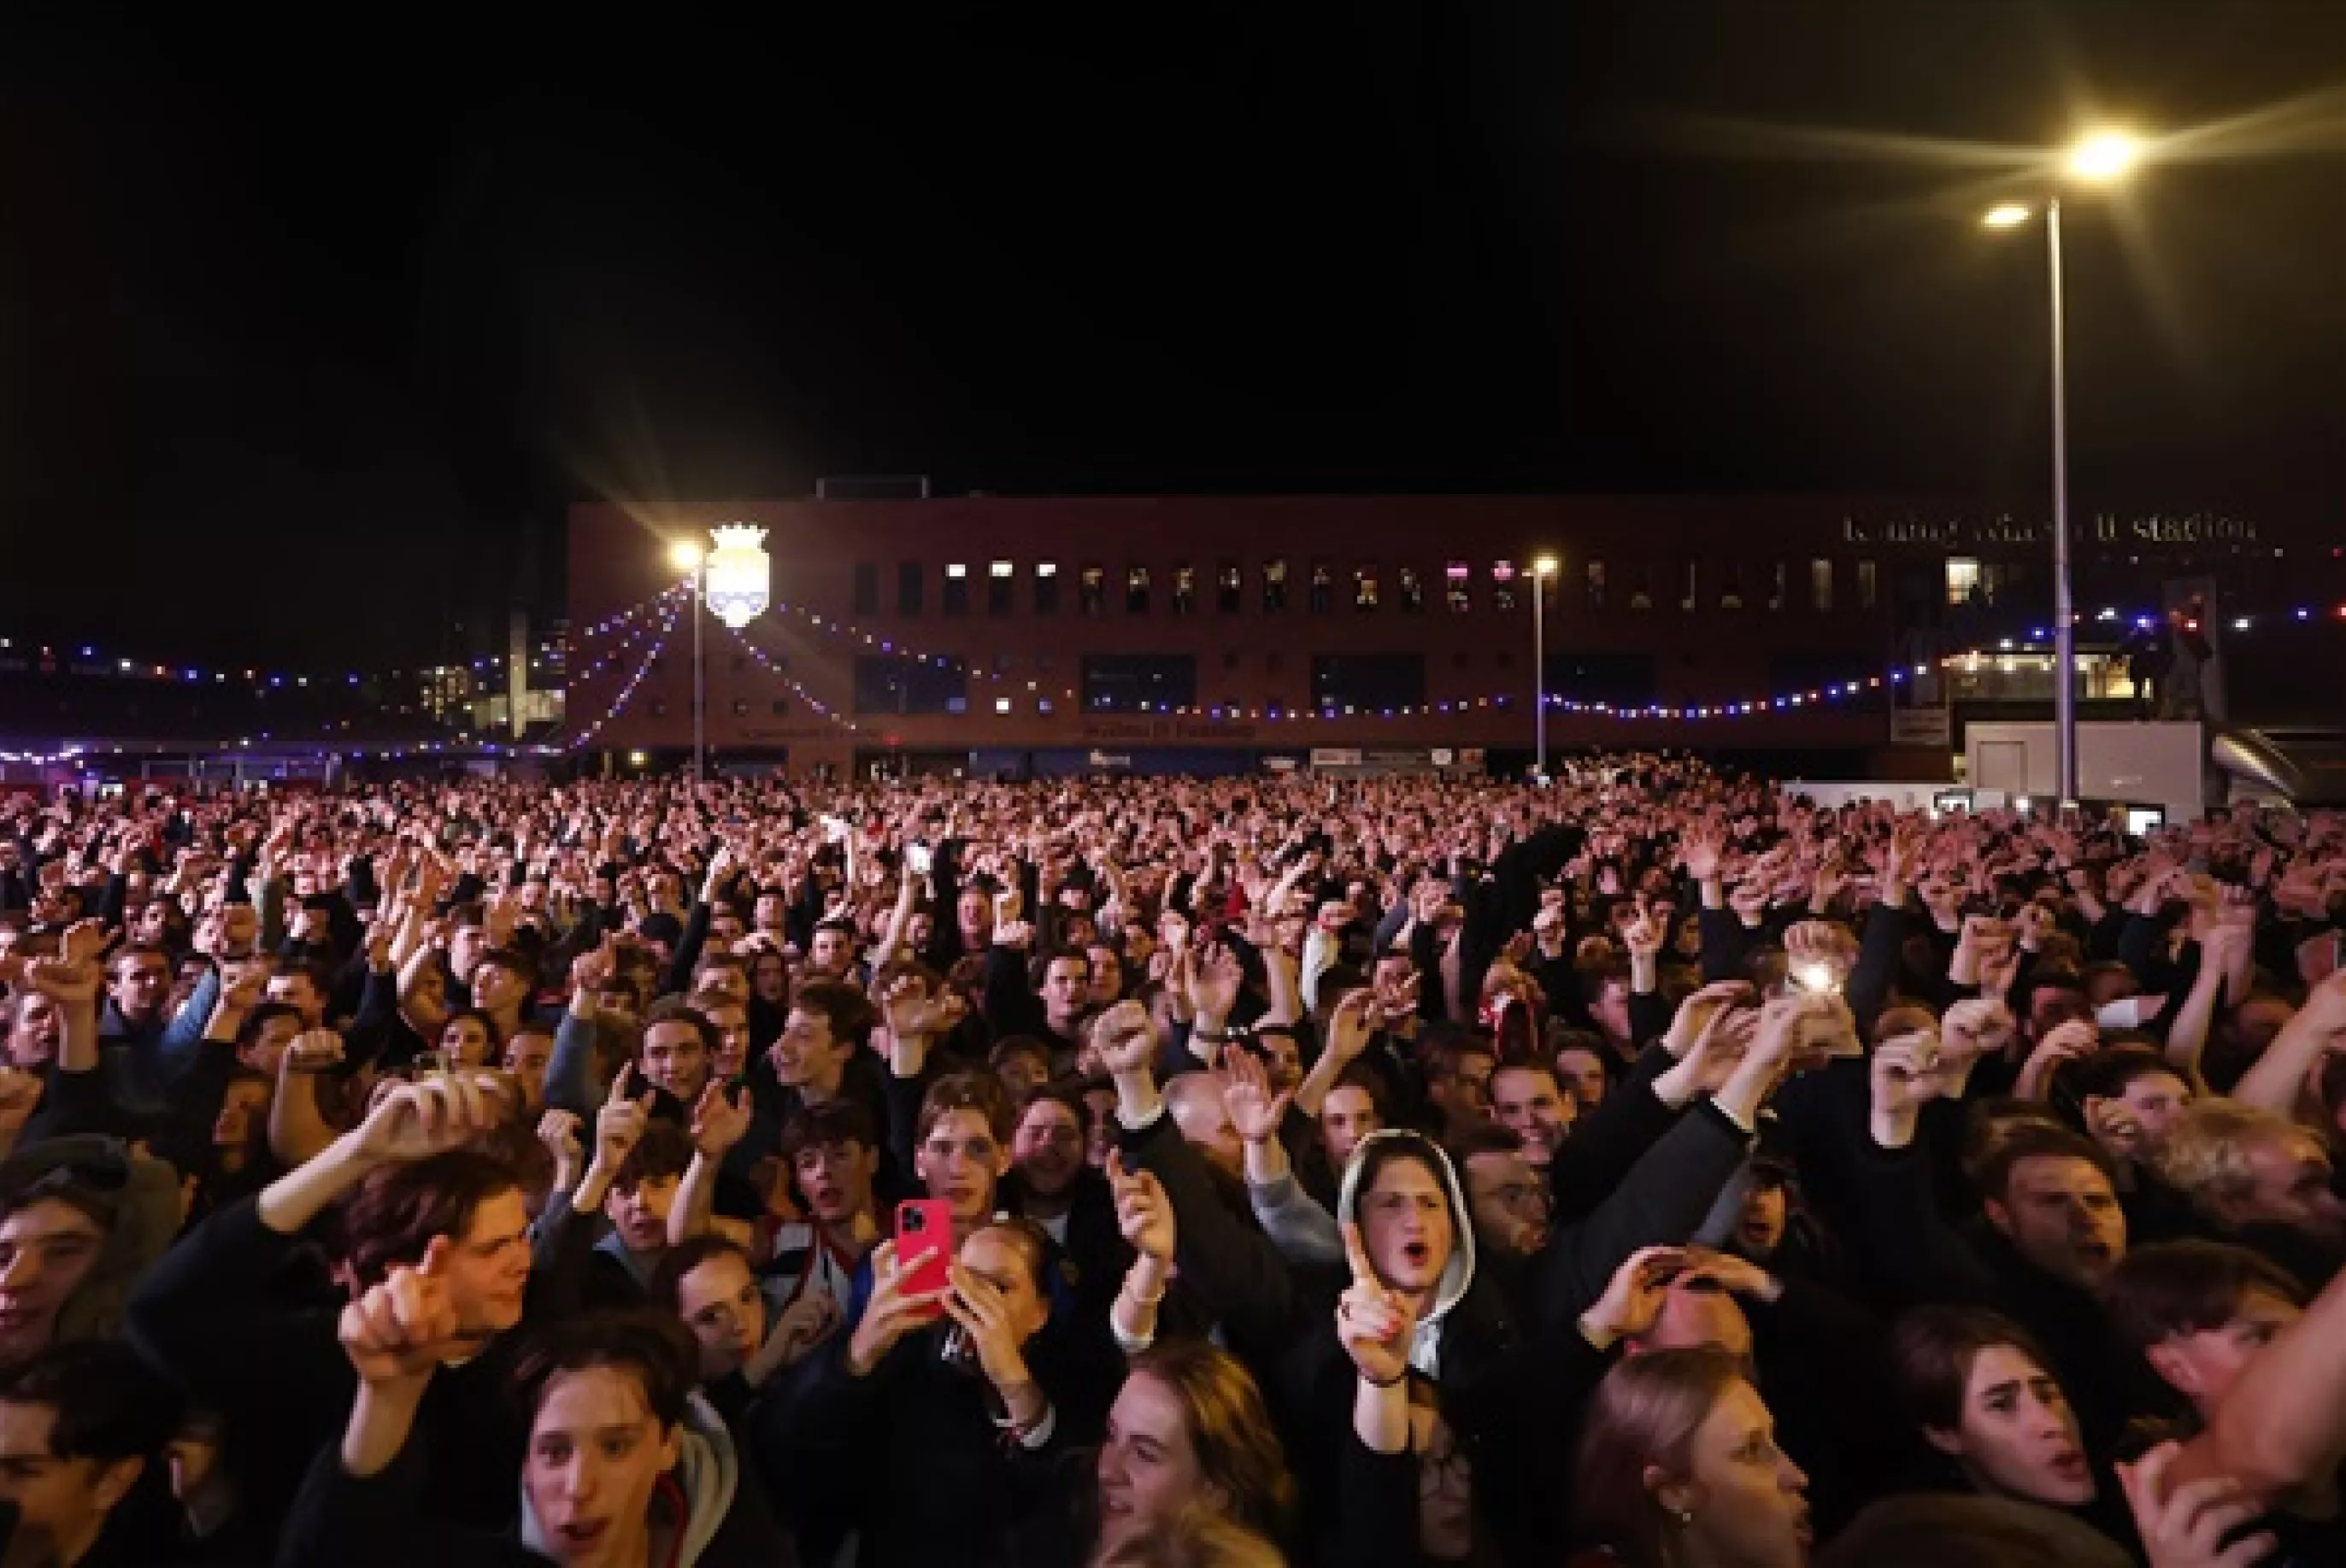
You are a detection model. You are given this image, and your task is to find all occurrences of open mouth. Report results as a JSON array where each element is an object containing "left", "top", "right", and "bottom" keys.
[
  {"left": 1401, "top": 1241, "right": 1432, "bottom": 1270},
  {"left": 556, "top": 1519, "right": 609, "bottom": 1549}
]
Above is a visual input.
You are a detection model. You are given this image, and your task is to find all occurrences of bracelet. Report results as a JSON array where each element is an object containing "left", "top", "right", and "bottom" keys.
[
  {"left": 1193, "top": 1026, "right": 1232, "bottom": 1044},
  {"left": 1361, "top": 1367, "right": 1408, "bottom": 1389}
]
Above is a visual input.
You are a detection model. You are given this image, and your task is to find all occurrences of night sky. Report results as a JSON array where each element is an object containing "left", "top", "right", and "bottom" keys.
[{"left": 6, "top": 3, "right": 2344, "bottom": 671}]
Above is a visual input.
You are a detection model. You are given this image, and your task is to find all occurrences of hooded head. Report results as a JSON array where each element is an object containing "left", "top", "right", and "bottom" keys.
[{"left": 1336, "top": 1130, "right": 1475, "bottom": 1372}]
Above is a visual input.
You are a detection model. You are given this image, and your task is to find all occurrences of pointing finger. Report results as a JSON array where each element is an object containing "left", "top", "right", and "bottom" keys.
[{"left": 1341, "top": 1220, "right": 1377, "bottom": 1286}]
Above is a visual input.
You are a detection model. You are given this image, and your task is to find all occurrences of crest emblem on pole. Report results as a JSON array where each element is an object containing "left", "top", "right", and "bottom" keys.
[{"left": 703, "top": 525, "right": 771, "bottom": 629}]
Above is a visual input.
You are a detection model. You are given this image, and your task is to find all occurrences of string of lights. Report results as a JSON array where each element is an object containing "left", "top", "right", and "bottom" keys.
[
  {"left": 0, "top": 584, "right": 678, "bottom": 694},
  {"left": 565, "top": 608, "right": 679, "bottom": 751},
  {"left": 715, "top": 617, "right": 861, "bottom": 733}
]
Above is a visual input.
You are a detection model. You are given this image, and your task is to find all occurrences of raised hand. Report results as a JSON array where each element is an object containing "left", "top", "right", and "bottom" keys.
[
  {"left": 847, "top": 1241, "right": 950, "bottom": 1376},
  {"left": 59, "top": 919, "right": 109, "bottom": 969},
  {"left": 285, "top": 1029, "right": 346, "bottom": 1074},
  {"left": 1337, "top": 1220, "right": 1414, "bottom": 1387},
  {"left": 594, "top": 1066, "right": 657, "bottom": 1167},
  {"left": 1218, "top": 1048, "right": 1293, "bottom": 1147},
  {"left": 1091, "top": 1000, "right": 1158, "bottom": 1078},
  {"left": 944, "top": 1261, "right": 1038, "bottom": 1395},
  {"left": 689, "top": 1081, "right": 753, "bottom": 1159},
  {"left": 1583, "top": 1245, "right": 1685, "bottom": 1343},
  {"left": 2115, "top": 1442, "right": 2275, "bottom": 1568},
  {"left": 1185, "top": 942, "right": 1243, "bottom": 1025},
  {"left": 337, "top": 1237, "right": 464, "bottom": 1389},
  {"left": 1108, "top": 1154, "right": 1176, "bottom": 1263},
  {"left": 26, "top": 959, "right": 99, "bottom": 1008}
]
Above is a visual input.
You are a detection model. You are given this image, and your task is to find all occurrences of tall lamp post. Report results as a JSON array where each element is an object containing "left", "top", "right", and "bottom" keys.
[
  {"left": 1532, "top": 555, "right": 1560, "bottom": 778},
  {"left": 667, "top": 540, "right": 706, "bottom": 788},
  {"left": 1982, "top": 129, "right": 2143, "bottom": 807}
]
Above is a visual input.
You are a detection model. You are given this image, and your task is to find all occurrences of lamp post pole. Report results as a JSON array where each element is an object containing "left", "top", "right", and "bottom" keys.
[
  {"left": 691, "top": 558, "right": 706, "bottom": 789},
  {"left": 2046, "top": 197, "right": 2078, "bottom": 806},
  {"left": 1532, "top": 556, "right": 1558, "bottom": 779}
]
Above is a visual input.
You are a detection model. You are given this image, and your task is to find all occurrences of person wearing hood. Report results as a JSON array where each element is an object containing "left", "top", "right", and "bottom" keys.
[
  {"left": 281, "top": 1292, "right": 790, "bottom": 1568},
  {"left": 1102, "top": 995, "right": 1816, "bottom": 1563}
]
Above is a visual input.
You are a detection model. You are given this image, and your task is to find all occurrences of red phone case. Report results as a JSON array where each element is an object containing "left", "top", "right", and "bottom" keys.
[{"left": 894, "top": 1199, "right": 954, "bottom": 1318}]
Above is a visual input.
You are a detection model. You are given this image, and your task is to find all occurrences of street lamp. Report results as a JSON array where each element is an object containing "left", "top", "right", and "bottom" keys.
[
  {"left": 1532, "top": 556, "right": 1560, "bottom": 778},
  {"left": 1981, "top": 128, "right": 2145, "bottom": 807},
  {"left": 667, "top": 540, "right": 706, "bottom": 787}
]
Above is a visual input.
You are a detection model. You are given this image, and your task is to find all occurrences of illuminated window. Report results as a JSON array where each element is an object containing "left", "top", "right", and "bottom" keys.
[
  {"left": 1126, "top": 563, "right": 1151, "bottom": 614},
  {"left": 1629, "top": 567, "right": 1654, "bottom": 612},
  {"left": 1719, "top": 565, "right": 1743, "bottom": 611},
  {"left": 1079, "top": 563, "right": 1105, "bottom": 615},
  {"left": 1217, "top": 561, "right": 1241, "bottom": 614},
  {"left": 1309, "top": 561, "right": 1332, "bottom": 614},
  {"left": 994, "top": 696, "right": 1012, "bottom": 714},
  {"left": 1679, "top": 561, "right": 1699, "bottom": 613},
  {"left": 1354, "top": 564, "right": 1379, "bottom": 612},
  {"left": 1262, "top": 559, "right": 1289, "bottom": 612},
  {"left": 1946, "top": 557, "right": 1981, "bottom": 606},
  {"left": 1810, "top": 558, "right": 1833, "bottom": 612},
  {"left": 1492, "top": 561, "right": 1518, "bottom": 614},
  {"left": 1445, "top": 561, "right": 1471, "bottom": 613},
  {"left": 988, "top": 561, "right": 1014, "bottom": 615},
  {"left": 1585, "top": 560, "right": 1606, "bottom": 612},
  {"left": 1171, "top": 564, "right": 1196, "bottom": 615},
  {"left": 944, "top": 563, "right": 970, "bottom": 616},
  {"left": 1035, "top": 561, "right": 1061, "bottom": 614},
  {"left": 1856, "top": 559, "right": 1878, "bottom": 612}
]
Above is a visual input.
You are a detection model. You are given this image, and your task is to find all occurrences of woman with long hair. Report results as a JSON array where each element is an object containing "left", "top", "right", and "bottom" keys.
[{"left": 1571, "top": 1347, "right": 1813, "bottom": 1568}]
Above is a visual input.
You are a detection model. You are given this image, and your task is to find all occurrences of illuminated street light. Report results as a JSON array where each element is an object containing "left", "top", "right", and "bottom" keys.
[
  {"left": 2067, "top": 130, "right": 2142, "bottom": 183},
  {"left": 667, "top": 540, "right": 704, "bottom": 572},
  {"left": 1979, "top": 127, "right": 2152, "bottom": 807}
]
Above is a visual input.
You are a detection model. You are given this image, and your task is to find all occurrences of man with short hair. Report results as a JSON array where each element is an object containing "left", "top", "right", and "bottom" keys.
[
  {"left": 1489, "top": 1061, "right": 1575, "bottom": 1171},
  {"left": 2152, "top": 1098, "right": 2346, "bottom": 1266},
  {"left": 0, "top": 1341, "right": 186, "bottom": 1567},
  {"left": 2107, "top": 1239, "right": 2305, "bottom": 1421}
]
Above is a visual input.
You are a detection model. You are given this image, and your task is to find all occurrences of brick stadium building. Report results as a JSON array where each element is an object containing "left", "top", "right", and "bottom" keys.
[{"left": 565, "top": 494, "right": 2327, "bottom": 781}]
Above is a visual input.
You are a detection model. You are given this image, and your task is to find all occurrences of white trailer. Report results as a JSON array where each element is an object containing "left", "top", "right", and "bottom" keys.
[{"left": 1963, "top": 722, "right": 2207, "bottom": 820}]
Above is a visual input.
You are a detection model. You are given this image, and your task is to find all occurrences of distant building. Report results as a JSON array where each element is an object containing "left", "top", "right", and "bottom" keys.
[{"left": 565, "top": 495, "right": 2337, "bottom": 779}]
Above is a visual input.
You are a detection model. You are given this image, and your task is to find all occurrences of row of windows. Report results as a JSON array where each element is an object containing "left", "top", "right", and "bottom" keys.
[
  {"left": 838, "top": 651, "right": 1880, "bottom": 717},
  {"left": 852, "top": 556, "right": 1889, "bottom": 617}
]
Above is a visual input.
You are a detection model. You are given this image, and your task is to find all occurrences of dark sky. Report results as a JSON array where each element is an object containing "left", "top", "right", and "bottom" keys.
[{"left": 5, "top": 2, "right": 2345, "bottom": 669}]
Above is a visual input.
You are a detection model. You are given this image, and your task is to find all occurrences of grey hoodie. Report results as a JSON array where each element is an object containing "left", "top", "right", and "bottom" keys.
[
  {"left": 1333, "top": 1128, "right": 1478, "bottom": 1377},
  {"left": 520, "top": 1390, "right": 739, "bottom": 1568}
]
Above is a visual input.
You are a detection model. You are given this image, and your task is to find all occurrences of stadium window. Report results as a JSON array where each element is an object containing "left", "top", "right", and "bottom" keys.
[
  {"left": 1126, "top": 563, "right": 1151, "bottom": 614},
  {"left": 1217, "top": 561, "right": 1242, "bottom": 614},
  {"left": 1262, "top": 558, "right": 1289, "bottom": 612},
  {"left": 852, "top": 562, "right": 879, "bottom": 616},
  {"left": 1810, "top": 558, "right": 1834, "bottom": 612},
  {"left": 1445, "top": 561, "right": 1471, "bottom": 613},
  {"left": 1585, "top": 560, "right": 1606, "bottom": 612},
  {"left": 897, "top": 562, "right": 924, "bottom": 615},
  {"left": 1171, "top": 563, "right": 1195, "bottom": 615},
  {"left": 1767, "top": 560, "right": 1787, "bottom": 612},
  {"left": 1035, "top": 561, "right": 1061, "bottom": 615},
  {"left": 1397, "top": 566, "right": 1423, "bottom": 612},
  {"left": 731, "top": 698, "right": 750, "bottom": 718},
  {"left": 1308, "top": 561, "right": 1332, "bottom": 614},
  {"left": 1079, "top": 563, "right": 1105, "bottom": 615},
  {"left": 944, "top": 562, "right": 970, "bottom": 616},
  {"left": 1719, "top": 564, "right": 1744, "bottom": 611},
  {"left": 988, "top": 561, "right": 1014, "bottom": 615},
  {"left": 1680, "top": 560, "right": 1699, "bottom": 613},
  {"left": 1492, "top": 561, "right": 1519, "bottom": 614},
  {"left": 1628, "top": 567, "right": 1654, "bottom": 612},
  {"left": 1856, "top": 559, "right": 1878, "bottom": 611},
  {"left": 994, "top": 696, "right": 1012, "bottom": 714},
  {"left": 1946, "top": 556, "right": 1981, "bottom": 606},
  {"left": 1353, "top": 564, "right": 1379, "bottom": 612}
]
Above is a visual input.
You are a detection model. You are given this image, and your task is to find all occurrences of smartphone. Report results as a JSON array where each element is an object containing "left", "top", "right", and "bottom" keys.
[
  {"left": 894, "top": 1199, "right": 954, "bottom": 1321},
  {"left": 906, "top": 843, "right": 934, "bottom": 877}
]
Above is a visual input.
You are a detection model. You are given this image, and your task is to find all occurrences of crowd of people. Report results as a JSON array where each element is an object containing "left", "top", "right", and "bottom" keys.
[{"left": 1, "top": 753, "right": 2344, "bottom": 1565}]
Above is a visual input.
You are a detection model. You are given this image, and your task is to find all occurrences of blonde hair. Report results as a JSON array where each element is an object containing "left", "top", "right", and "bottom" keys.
[
  {"left": 2151, "top": 1099, "right": 2315, "bottom": 1215},
  {"left": 1100, "top": 1507, "right": 1284, "bottom": 1568},
  {"left": 1126, "top": 1342, "right": 1295, "bottom": 1539}
]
